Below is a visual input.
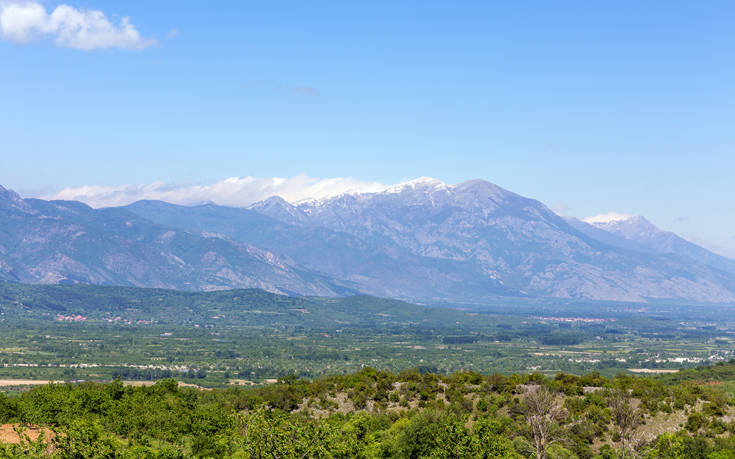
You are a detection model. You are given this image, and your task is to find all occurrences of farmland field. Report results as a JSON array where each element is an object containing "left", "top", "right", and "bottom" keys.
[{"left": 1, "top": 284, "right": 734, "bottom": 388}]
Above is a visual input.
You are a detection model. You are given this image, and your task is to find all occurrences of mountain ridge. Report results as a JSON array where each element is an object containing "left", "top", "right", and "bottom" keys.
[
  {"left": 3, "top": 179, "right": 735, "bottom": 304},
  {"left": 244, "top": 180, "right": 735, "bottom": 303},
  {"left": 567, "top": 214, "right": 735, "bottom": 275},
  {"left": 0, "top": 191, "right": 354, "bottom": 296}
]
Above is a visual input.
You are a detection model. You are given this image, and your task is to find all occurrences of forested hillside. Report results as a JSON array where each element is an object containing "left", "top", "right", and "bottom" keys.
[{"left": 1, "top": 365, "right": 735, "bottom": 457}]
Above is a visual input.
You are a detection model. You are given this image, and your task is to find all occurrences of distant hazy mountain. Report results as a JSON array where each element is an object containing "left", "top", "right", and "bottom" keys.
[
  {"left": 0, "top": 185, "right": 350, "bottom": 296},
  {"left": 124, "top": 200, "right": 508, "bottom": 300},
  {"left": 244, "top": 178, "right": 735, "bottom": 303},
  {"left": 3, "top": 180, "right": 735, "bottom": 304},
  {"left": 567, "top": 214, "right": 735, "bottom": 275}
]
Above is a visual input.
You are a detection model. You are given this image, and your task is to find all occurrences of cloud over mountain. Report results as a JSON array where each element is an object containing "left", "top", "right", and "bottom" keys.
[
  {"left": 0, "top": 1, "right": 154, "bottom": 50},
  {"left": 46, "top": 175, "right": 394, "bottom": 208}
]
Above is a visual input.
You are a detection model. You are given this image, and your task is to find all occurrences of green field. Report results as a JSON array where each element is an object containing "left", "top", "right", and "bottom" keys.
[
  {"left": 0, "top": 284, "right": 735, "bottom": 457},
  {"left": 0, "top": 284, "right": 734, "bottom": 387}
]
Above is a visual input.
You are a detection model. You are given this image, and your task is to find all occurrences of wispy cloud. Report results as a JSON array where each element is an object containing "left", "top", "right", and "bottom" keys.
[
  {"left": 0, "top": 1, "right": 155, "bottom": 50},
  {"left": 45, "top": 175, "right": 394, "bottom": 208},
  {"left": 292, "top": 86, "right": 319, "bottom": 96}
]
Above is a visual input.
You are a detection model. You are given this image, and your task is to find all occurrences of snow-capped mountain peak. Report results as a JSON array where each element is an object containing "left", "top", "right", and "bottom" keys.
[
  {"left": 570, "top": 210, "right": 735, "bottom": 275},
  {"left": 583, "top": 212, "right": 637, "bottom": 225},
  {"left": 583, "top": 213, "right": 661, "bottom": 240},
  {"left": 4, "top": 180, "right": 735, "bottom": 304},
  {"left": 385, "top": 176, "right": 448, "bottom": 194}
]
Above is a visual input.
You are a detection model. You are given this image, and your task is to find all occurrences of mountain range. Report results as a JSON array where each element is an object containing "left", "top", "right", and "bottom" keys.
[{"left": 1, "top": 179, "right": 734, "bottom": 304}]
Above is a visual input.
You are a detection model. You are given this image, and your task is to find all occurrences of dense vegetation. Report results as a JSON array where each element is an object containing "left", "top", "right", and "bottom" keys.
[
  {"left": 1, "top": 364, "right": 735, "bottom": 457},
  {"left": 1, "top": 284, "right": 734, "bottom": 457},
  {"left": 1, "top": 284, "right": 734, "bottom": 386}
]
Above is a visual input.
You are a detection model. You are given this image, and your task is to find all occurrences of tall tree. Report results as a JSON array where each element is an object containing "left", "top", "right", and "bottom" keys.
[
  {"left": 609, "top": 388, "right": 641, "bottom": 459},
  {"left": 522, "top": 386, "right": 565, "bottom": 459}
]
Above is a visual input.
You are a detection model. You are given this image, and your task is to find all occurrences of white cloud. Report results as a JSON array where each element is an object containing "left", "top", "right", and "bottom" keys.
[
  {"left": 0, "top": 1, "right": 154, "bottom": 50},
  {"left": 45, "top": 175, "right": 395, "bottom": 208}
]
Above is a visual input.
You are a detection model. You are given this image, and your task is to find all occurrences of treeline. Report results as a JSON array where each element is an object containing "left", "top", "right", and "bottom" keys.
[
  {"left": 0, "top": 365, "right": 734, "bottom": 457},
  {"left": 111, "top": 369, "right": 207, "bottom": 380}
]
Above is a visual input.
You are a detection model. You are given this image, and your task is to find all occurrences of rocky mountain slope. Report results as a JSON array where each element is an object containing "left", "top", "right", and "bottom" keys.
[
  {"left": 3, "top": 180, "right": 735, "bottom": 303},
  {"left": 124, "top": 199, "right": 505, "bottom": 300},
  {"left": 244, "top": 178, "right": 735, "bottom": 303},
  {"left": 567, "top": 214, "right": 735, "bottom": 275},
  {"left": 0, "top": 185, "right": 350, "bottom": 295}
]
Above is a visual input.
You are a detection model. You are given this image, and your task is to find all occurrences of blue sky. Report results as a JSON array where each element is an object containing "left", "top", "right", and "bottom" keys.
[{"left": 1, "top": 1, "right": 734, "bottom": 256}]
